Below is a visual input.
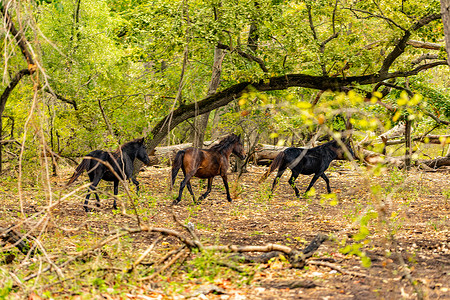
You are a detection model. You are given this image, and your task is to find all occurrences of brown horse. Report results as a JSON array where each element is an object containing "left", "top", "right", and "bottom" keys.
[{"left": 171, "top": 134, "right": 246, "bottom": 205}]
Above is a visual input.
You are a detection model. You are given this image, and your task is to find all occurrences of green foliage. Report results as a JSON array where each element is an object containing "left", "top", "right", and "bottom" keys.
[
  {"left": 0, "top": 274, "right": 13, "bottom": 298},
  {"left": 2, "top": 0, "right": 448, "bottom": 159}
]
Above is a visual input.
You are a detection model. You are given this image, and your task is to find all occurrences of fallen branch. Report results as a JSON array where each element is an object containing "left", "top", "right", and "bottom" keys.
[
  {"left": 204, "top": 233, "right": 328, "bottom": 268},
  {"left": 20, "top": 217, "right": 328, "bottom": 287},
  {"left": 0, "top": 225, "right": 36, "bottom": 256},
  {"left": 140, "top": 246, "right": 188, "bottom": 281},
  {"left": 307, "top": 260, "right": 382, "bottom": 279}
]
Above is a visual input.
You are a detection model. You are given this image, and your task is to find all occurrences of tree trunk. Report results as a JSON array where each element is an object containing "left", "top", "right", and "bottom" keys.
[
  {"left": 441, "top": 0, "right": 450, "bottom": 66},
  {"left": 192, "top": 47, "right": 226, "bottom": 148},
  {"left": 405, "top": 119, "right": 412, "bottom": 170}
]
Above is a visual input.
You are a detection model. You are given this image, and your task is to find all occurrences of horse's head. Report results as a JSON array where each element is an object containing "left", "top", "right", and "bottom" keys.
[
  {"left": 334, "top": 139, "right": 354, "bottom": 160},
  {"left": 232, "top": 134, "right": 246, "bottom": 160},
  {"left": 136, "top": 137, "right": 152, "bottom": 165}
]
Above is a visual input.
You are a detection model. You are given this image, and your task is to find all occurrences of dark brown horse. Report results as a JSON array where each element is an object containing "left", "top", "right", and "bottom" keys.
[
  {"left": 67, "top": 138, "right": 151, "bottom": 212},
  {"left": 171, "top": 134, "right": 246, "bottom": 205}
]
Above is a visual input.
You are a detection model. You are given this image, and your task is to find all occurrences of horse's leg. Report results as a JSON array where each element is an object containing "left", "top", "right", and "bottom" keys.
[
  {"left": 221, "top": 174, "right": 232, "bottom": 203},
  {"left": 181, "top": 166, "right": 196, "bottom": 203},
  {"left": 173, "top": 172, "right": 195, "bottom": 205},
  {"left": 84, "top": 188, "right": 92, "bottom": 212},
  {"left": 287, "top": 171, "right": 301, "bottom": 198},
  {"left": 113, "top": 180, "right": 119, "bottom": 210},
  {"left": 84, "top": 177, "right": 101, "bottom": 212},
  {"left": 198, "top": 177, "right": 213, "bottom": 203},
  {"left": 186, "top": 181, "right": 196, "bottom": 204},
  {"left": 131, "top": 177, "right": 140, "bottom": 194},
  {"left": 304, "top": 174, "right": 321, "bottom": 194},
  {"left": 272, "top": 167, "right": 287, "bottom": 191},
  {"left": 320, "top": 173, "right": 332, "bottom": 193}
]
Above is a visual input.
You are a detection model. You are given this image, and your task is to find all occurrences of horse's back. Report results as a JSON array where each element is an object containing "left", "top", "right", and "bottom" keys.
[
  {"left": 183, "top": 147, "right": 222, "bottom": 178},
  {"left": 85, "top": 150, "right": 131, "bottom": 181},
  {"left": 286, "top": 146, "right": 332, "bottom": 174},
  {"left": 86, "top": 150, "right": 108, "bottom": 159},
  {"left": 84, "top": 150, "right": 107, "bottom": 168}
]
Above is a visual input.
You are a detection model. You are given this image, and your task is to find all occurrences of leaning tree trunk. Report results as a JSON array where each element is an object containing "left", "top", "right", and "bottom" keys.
[
  {"left": 192, "top": 45, "right": 226, "bottom": 148},
  {"left": 0, "top": 5, "right": 36, "bottom": 173}
]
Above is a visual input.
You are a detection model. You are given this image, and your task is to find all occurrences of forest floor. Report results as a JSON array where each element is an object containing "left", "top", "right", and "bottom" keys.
[{"left": 1, "top": 162, "right": 450, "bottom": 299}]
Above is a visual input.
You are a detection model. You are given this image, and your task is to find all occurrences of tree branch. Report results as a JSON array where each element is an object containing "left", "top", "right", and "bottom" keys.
[
  {"left": 1, "top": 4, "right": 35, "bottom": 68},
  {"left": 411, "top": 53, "right": 439, "bottom": 65},
  {"left": 0, "top": 69, "right": 31, "bottom": 115},
  {"left": 407, "top": 40, "right": 442, "bottom": 50},
  {"left": 380, "top": 13, "right": 441, "bottom": 74},
  {"left": 144, "top": 61, "right": 448, "bottom": 154},
  {"left": 217, "top": 43, "right": 268, "bottom": 72},
  {"left": 345, "top": 7, "right": 407, "bottom": 31},
  {"left": 45, "top": 89, "right": 78, "bottom": 110}
]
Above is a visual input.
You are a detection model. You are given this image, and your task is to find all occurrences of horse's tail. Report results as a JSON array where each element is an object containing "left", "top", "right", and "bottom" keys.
[
  {"left": 171, "top": 150, "right": 185, "bottom": 189},
  {"left": 259, "top": 151, "right": 285, "bottom": 183},
  {"left": 66, "top": 158, "right": 90, "bottom": 186}
]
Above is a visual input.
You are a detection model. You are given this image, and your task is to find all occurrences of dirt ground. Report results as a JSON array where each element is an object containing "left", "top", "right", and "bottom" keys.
[{"left": 1, "top": 162, "right": 450, "bottom": 299}]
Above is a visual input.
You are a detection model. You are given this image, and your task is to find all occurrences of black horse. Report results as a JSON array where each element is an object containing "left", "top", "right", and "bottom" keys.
[
  {"left": 171, "top": 134, "right": 246, "bottom": 205},
  {"left": 67, "top": 138, "right": 151, "bottom": 212},
  {"left": 259, "top": 139, "right": 354, "bottom": 197}
]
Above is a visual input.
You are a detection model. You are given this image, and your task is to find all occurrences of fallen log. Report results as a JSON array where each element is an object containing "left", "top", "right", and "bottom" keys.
[
  {"left": 385, "top": 135, "right": 450, "bottom": 146},
  {"left": 254, "top": 144, "right": 288, "bottom": 162},
  {"left": 355, "top": 145, "right": 404, "bottom": 167},
  {"left": 418, "top": 155, "right": 450, "bottom": 169}
]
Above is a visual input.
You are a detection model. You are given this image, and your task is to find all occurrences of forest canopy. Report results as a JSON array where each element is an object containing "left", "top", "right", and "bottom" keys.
[{"left": 1, "top": 0, "right": 450, "bottom": 169}]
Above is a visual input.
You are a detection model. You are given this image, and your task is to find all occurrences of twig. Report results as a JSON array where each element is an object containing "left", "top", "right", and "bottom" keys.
[
  {"left": 126, "top": 236, "right": 164, "bottom": 273},
  {"left": 214, "top": 260, "right": 247, "bottom": 274},
  {"left": 140, "top": 246, "right": 188, "bottom": 281},
  {"left": 172, "top": 213, "right": 202, "bottom": 248}
]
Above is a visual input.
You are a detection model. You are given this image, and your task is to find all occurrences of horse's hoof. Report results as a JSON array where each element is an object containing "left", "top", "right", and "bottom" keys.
[
  {"left": 227, "top": 198, "right": 232, "bottom": 203},
  {"left": 84, "top": 207, "right": 90, "bottom": 213},
  {"left": 172, "top": 199, "right": 180, "bottom": 206},
  {"left": 113, "top": 206, "right": 118, "bottom": 210}
]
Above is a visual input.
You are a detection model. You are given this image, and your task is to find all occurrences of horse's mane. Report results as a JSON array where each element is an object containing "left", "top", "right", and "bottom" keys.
[
  {"left": 114, "top": 138, "right": 142, "bottom": 154},
  {"left": 320, "top": 140, "right": 338, "bottom": 147},
  {"left": 210, "top": 134, "right": 239, "bottom": 153}
]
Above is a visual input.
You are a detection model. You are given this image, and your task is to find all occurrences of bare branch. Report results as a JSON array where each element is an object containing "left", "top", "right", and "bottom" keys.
[
  {"left": 44, "top": 89, "right": 78, "bottom": 110},
  {"left": 425, "top": 112, "right": 450, "bottom": 126},
  {"left": 308, "top": 260, "right": 381, "bottom": 279},
  {"left": 380, "top": 13, "right": 441, "bottom": 74},
  {"left": 216, "top": 43, "right": 268, "bottom": 73},
  {"left": 407, "top": 40, "right": 442, "bottom": 50},
  {"left": 345, "top": 7, "right": 407, "bottom": 31},
  {"left": 0, "top": 4, "right": 36, "bottom": 67},
  {"left": 411, "top": 53, "right": 439, "bottom": 65}
]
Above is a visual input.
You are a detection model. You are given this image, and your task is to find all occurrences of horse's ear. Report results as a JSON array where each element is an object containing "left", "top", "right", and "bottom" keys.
[{"left": 139, "top": 137, "right": 145, "bottom": 144}]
